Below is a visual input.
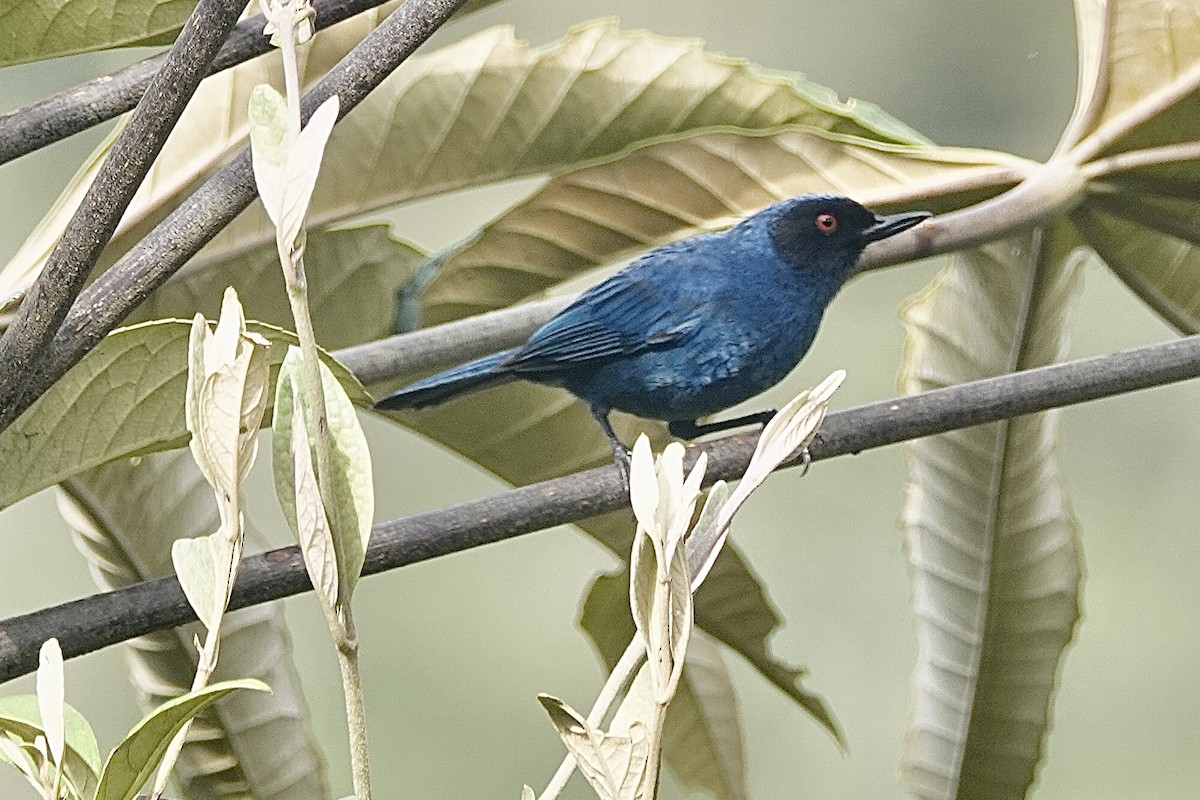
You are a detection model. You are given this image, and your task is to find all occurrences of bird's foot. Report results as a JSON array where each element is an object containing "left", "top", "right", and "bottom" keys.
[{"left": 611, "top": 443, "right": 632, "bottom": 492}]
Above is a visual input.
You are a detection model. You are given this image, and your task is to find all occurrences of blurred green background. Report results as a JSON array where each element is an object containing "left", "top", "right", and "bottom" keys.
[{"left": 1, "top": 1, "right": 1198, "bottom": 798}]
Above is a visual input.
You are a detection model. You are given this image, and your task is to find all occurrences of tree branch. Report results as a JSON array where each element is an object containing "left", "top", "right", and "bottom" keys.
[
  {"left": 2, "top": 331, "right": 1198, "bottom": 683},
  {"left": 0, "top": 0, "right": 398, "bottom": 165},
  {"left": 0, "top": 0, "right": 247, "bottom": 427},
  {"left": 0, "top": 0, "right": 472, "bottom": 435}
]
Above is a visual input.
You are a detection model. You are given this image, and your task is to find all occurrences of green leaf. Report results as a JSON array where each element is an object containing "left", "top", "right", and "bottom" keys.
[
  {"left": 0, "top": 695, "right": 101, "bottom": 797},
  {"left": 581, "top": 570, "right": 746, "bottom": 800},
  {"left": 273, "top": 347, "right": 374, "bottom": 606},
  {"left": 0, "top": 320, "right": 366, "bottom": 512},
  {"left": 537, "top": 694, "right": 650, "bottom": 800},
  {"left": 0, "top": 0, "right": 200, "bottom": 67},
  {"left": 59, "top": 448, "right": 330, "bottom": 800},
  {"left": 172, "top": 530, "right": 241, "bottom": 631},
  {"left": 285, "top": 383, "right": 340, "bottom": 609},
  {"left": 1062, "top": 0, "right": 1200, "bottom": 157},
  {"left": 897, "top": 226, "right": 1086, "bottom": 800},
  {"left": 95, "top": 679, "right": 269, "bottom": 800},
  {"left": 1062, "top": 0, "right": 1200, "bottom": 331},
  {"left": 2, "top": 20, "right": 942, "bottom": 293},
  {"left": 420, "top": 128, "right": 1028, "bottom": 323},
  {"left": 36, "top": 638, "right": 66, "bottom": 771},
  {"left": 131, "top": 225, "right": 426, "bottom": 349},
  {"left": 250, "top": 89, "right": 341, "bottom": 247}
]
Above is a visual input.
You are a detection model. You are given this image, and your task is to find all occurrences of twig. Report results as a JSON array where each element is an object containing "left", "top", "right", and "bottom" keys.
[
  {"left": 2, "top": 330, "right": 1199, "bottom": 683},
  {"left": 0, "top": 0, "right": 247, "bottom": 427},
  {"left": 0, "top": 0, "right": 398, "bottom": 165}
]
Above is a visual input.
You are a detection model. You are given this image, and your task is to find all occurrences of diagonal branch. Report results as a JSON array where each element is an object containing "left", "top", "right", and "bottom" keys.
[
  {"left": 0, "top": 0, "right": 472, "bottom": 434},
  {"left": 1, "top": 330, "right": 1198, "bottom": 683},
  {"left": 0, "top": 0, "right": 398, "bottom": 165},
  {"left": 0, "top": 0, "right": 247, "bottom": 425}
]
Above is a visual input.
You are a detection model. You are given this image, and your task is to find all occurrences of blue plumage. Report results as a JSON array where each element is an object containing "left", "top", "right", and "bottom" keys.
[{"left": 377, "top": 194, "right": 929, "bottom": 471}]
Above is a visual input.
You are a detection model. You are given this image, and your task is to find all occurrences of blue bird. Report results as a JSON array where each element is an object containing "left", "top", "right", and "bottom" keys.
[{"left": 376, "top": 195, "right": 929, "bottom": 473}]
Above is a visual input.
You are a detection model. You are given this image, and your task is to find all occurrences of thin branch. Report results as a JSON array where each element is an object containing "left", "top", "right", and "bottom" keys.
[
  {"left": 0, "top": 0, "right": 247, "bottom": 426},
  {"left": 0, "top": 0, "right": 397, "bottom": 165},
  {"left": 0, "top": 0, "right": 472, "bottom": 435},
  {"left": 3, "top": 331, "right": 1199, "bottom": 683}
]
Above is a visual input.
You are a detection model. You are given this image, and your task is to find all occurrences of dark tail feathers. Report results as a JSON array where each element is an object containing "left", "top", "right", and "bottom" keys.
[{"left": 374, "top": 349, "right": 517, "bottom": 410}]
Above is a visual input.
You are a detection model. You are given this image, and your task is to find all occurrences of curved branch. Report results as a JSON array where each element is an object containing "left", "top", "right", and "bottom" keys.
[
  {"left": 2, "top": 331, "right": 1198, "bottom": 683},
  {"left": 0, "top": 0, "right": 397, "bottom": 165},
  {"left": 0, "top": 0, "right": 247, "bottom": 426}
]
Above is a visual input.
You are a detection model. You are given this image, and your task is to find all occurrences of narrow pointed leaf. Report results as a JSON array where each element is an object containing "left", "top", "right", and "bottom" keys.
[
  {"left": 0, "top": 320, "right": 365, "bottom": 512},
  {"left": 0, "top": 695, "right": 101, "bottom": 796},
  {"left": 36, "top": 638, "right": 65, "bottom": 770},
  {"left": 288, "top": 385, "right": 340, "bottom": 609},
  {"left": 897, "top": 226, "right": 1085, "bottom": 800},
  {"left": 582, "top": 571, "right": 748, "bottom": 800},
  {"left": 95, "top": 678, "right": 269, "bottom": 800},
  {"left": 274, "top": 347, "right": 374, "bottom": 605},
  {"left": 60, "top": 448, "right": 329, "bottom": 799}
]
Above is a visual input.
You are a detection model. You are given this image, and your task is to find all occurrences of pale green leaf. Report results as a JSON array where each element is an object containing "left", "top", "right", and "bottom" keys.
[
  {"left": 419, "top": 129, "right": 1027, "bottom": 323},
  {"left": 0, "top": 320, "right": 366, "bottom": 512},
  {"left": 95, "top": 679, "right": 269, "bottom": 800},
  {"left": 249, "top": 85, "right": 292, "bottom": 234},
  {"left": 1073, "top": 195, "right": 1200, "bottom": 332},
  {"left": 288, "top": 384, "right": 340, "bottom": 609},
  {"left": 36, "top": 638, "right": 65, "bottom": 770},
  {"left": 131, "top": 225, "right": 426, "bottom": 349},
  {"left": 1062, "top": 1, "right": 1200, "bottom": 331},
  {"left": 0, "top": 695, "right": 101, "bottom": 797},
  {"left": 521, "top": 785, "right": 535, "bottom": 800},
  {"left": 59, "top": 448, "right": 329, "bottom": 800},
  {"left": 274, "top": 347, "right": 373, "bottom": 606},
  {"left": 1064, "top": 0, "right": 1200, "bottom": 158},
  {"left": 897, "top": 226, "right": 1086, "bottom": 800},
  {"left": 581, "top": 571, "right": 747, "bottom": 800},
  {"left": 538, "top": 694, "right": 650, "bottom": 800},
  {"left": 0, "top": 0, "right": 199, "bottom": 66},
  {"left": 172, "top": 530, "right": 240, "bottom": 631},
  {"left": 1, "top": 20, "right": 944, "bottom": 295}
]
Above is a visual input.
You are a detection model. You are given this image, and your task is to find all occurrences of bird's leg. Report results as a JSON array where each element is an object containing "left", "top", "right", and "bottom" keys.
[
  {"left": 668, "top": 409, "right": 777, "bottom": 440},
  {"left": 590, "top": 405, "right": 631, "bottom": 488}
]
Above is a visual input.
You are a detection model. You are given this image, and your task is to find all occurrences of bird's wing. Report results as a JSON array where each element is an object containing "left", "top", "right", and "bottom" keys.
[{"left": 504, "top": 268, "right": 702, "bottom": 374}]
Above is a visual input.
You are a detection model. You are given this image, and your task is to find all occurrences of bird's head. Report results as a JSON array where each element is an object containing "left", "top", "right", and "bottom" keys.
[{"left": 765, "top": 195, "right": 930, "bottom": 278}]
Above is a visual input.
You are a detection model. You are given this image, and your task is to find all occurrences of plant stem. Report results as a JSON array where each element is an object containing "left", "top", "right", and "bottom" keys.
[{"left": 272, "top": 3, "right": 373, "bottom": 796}]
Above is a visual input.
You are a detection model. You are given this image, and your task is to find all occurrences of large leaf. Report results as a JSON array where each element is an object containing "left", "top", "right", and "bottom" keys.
[
  {"left": 420, "top": 128, "right": 1028, "bottom": 323},
  {"left": 1063, "top": 0, "right": 1200, "bottom": 331},
  {"left": 896, "top": 225, "right": 1086, "bottom": 800},
  {"left": 0, "top": 320, "right": 366, "bottom": 512},
  {"left": 0, "top": 0, "right": 200, "bottom": 67},
  {"left": 2, "top": 20, "right": 938, "bottom": 297},
  {"left": 1063, "top": 0, "right": 1200, "bottom": 158},
  {"left": 0, "top": 694, "right": 102, "bottom": 798},
  {"left": 581, "top": 569, "right": 747, "bottom": 800},
  {"left": 59, "top": 448, "right": 329, "bottom": 800},
  {"left": 94, "top": 678, "right": 269, "bottom": 800},
  {"left": 132, "top": 224, "right": 426, "bottom": 348}
]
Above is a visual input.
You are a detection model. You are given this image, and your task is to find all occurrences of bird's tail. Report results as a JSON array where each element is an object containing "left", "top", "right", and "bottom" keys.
[{"left": 374, "top": 349, "right": 517, "bottom": 410}]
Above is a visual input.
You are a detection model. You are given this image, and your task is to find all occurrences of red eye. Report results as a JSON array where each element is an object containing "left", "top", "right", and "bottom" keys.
[{"left": 815, "top": 213, "right": 838, "bottom": 233}]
